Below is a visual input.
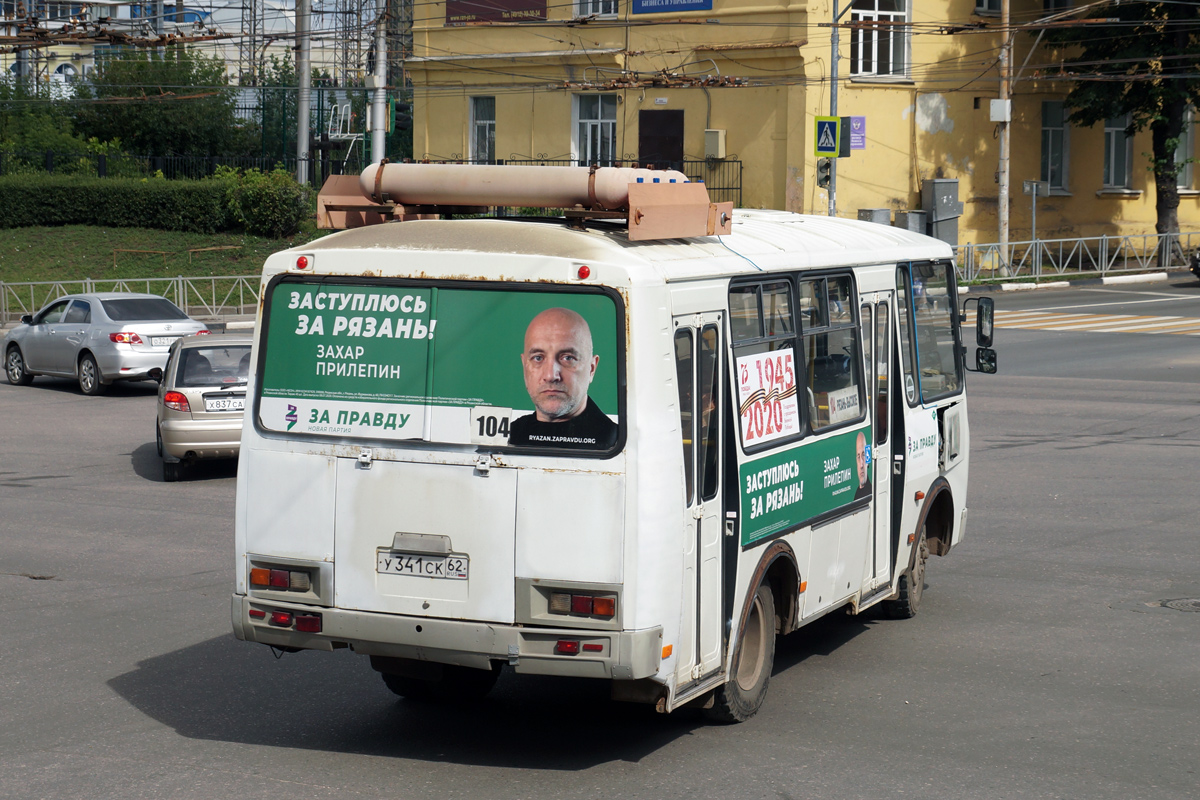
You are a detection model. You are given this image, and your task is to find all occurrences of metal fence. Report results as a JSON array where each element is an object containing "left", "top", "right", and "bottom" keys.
[
  {"left": 1, "top": 276, "right": 261, "bottom": 324},
  {"left": 0, "top": 149, "right": 369, "bottom": 187},
  {"left": 954, "top": 231, "right": 1200, "bottom": 283}
]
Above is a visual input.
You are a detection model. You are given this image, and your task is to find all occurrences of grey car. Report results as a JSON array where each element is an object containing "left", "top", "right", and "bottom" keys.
[
  {"left": 156, "top": 333, "right": 253, "bottom": 481},
  {"left": 4, "top": 293, "right": 209, "bottom": 395}
]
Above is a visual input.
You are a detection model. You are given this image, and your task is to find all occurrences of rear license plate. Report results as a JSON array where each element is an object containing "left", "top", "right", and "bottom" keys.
[
  {"left": 204, "top": 395, "right": 245, "bottom": 412},
  {"left": 151, "top": 336, "right": 177, "bottom": 347},
  {"left": 377, "top": 552, "right": 469, "bottom": 580}
]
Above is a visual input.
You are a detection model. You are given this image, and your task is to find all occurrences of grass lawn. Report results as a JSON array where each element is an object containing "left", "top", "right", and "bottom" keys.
[{"left": 0, "top": 224, "right": 334, "bottom": 285}]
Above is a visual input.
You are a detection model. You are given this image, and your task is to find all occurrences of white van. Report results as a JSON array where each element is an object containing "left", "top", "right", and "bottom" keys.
[{"left": 232, "top": 165, "right": 995, "bottom": 721}]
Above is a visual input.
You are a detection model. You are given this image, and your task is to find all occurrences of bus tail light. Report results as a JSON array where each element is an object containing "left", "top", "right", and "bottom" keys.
[
  {"left": 249, "top": 565, "right": 314, "bottom": 592},
  {"left": 269, "top": 611, "right": 292, "bottom": 627},
  {"left": 295, "top": 614, "right": 322, "bottom": 633},
  {"left": 549, "top": 592, "right": 617, "bottom": 619},
  {"left": 555, "top": 640, "right": 580, "bottom": 655}
]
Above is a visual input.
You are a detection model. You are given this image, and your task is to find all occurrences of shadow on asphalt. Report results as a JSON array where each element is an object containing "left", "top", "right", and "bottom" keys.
[
  {"left": 130, "top": 442, "right": 239, "bottom": 483},
  {"left": 107, "top": 609, "right": 878, "bottom": 767},
  {"left": 18, "top": 375, "right": 160, "bottom": 397}
]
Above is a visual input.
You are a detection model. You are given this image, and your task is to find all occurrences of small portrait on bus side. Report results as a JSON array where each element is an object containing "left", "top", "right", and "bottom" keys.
[
  {"left": 508, "top": 307, "right": 618, "bottom": 449},
  {"left": 853, "top": 430, "right": 872, "bottom": 501}
]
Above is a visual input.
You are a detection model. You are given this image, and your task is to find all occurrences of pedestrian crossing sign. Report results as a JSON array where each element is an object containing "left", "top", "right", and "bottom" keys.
[{"left": 815, "top": 117, "right": 840, "bottom": 156}]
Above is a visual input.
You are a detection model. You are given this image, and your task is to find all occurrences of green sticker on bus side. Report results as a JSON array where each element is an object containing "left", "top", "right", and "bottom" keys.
[{"left": 739, "top": 427, "right": 872, "bottom": 545}]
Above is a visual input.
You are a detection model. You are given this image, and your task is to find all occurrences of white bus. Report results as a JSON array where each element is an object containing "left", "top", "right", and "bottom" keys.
[{"left": 232, "top": 165, "right": 996, "bottom": 721}]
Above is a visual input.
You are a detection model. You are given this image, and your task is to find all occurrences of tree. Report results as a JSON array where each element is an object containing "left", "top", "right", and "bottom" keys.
[
  {"left": 1042, "top": 1, "right": 1200, "bottom": 240},
  {"left": 72, "top": 47, "right": 239, "bottom": 157}
]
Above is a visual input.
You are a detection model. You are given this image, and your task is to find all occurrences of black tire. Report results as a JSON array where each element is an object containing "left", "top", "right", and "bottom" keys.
[
  {"left": 78, "top": 353, "right": 106, "bottom": 396},
  {"left": 378, "top": 661, "right": 501, "bottom": 702},
  {"left": 162, "top": 459, "right": 185, "bottom": 482},
  {"left": 885, "top": 526, "right": 929, "bottom": 620},
  {"left": 5, "top": 345, "right": 34, "bottom": 386},
  {"left": 705, "top": 583, "right": 776, "bottom": 723}
]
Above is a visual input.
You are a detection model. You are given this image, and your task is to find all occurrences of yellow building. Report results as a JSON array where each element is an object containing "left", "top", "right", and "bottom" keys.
[{"left": 408, "top": 0, "right": 1198, "bottom": 247}]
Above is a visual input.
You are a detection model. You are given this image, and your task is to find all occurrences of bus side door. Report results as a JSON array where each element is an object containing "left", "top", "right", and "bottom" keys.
[
  {"left": 672, "top": 315, "right": 725, "bottom": 683},
  {"left": 860, "top": 294, "right": 894, "bottom": 589}
]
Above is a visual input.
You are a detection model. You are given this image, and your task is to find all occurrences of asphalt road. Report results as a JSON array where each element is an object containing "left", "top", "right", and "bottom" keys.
[{"left": 2, "top": 275, "right": 1198, "bottom": 800}]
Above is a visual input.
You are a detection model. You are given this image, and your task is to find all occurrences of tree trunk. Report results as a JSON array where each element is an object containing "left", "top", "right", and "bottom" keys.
[{"left": 1150, "top": 99, "right": 1186, "bottom": 264}]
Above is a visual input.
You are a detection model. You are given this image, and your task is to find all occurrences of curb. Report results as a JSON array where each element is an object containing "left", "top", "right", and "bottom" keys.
[{"left": 971, "top": 269, "right": 1192, "bottom": 293}]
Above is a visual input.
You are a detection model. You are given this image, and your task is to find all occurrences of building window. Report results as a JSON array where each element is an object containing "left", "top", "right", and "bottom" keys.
[
  {"left": 1176, "top": 108, "right": 1194, "bottom": 190},
  {"left": 576, "top": 94, "right": 617, "bottom": 166},
  {"left": 975, "top": 0, "right": 1000, "bottom": 13},
  {"left": 470, "top": 96, "right": 495, "bottom": 163},
  {"left": 1103, "top": 115, "right": 1132, "bottom": 189},
  {"left": 1041, "top": 101, "right": 1068, "bottom": 190},
  {"left": 578, "top": 0, "right": 617, "bottom": 16},
  {"left": 849, "top": 0, "right": 909, "bottom": 79}
]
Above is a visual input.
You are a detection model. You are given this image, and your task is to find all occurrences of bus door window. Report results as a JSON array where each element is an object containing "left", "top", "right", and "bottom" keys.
[
  {"left": 896, "top": 266, "right": 918, "bottom": 404},
  {"left": 875, "top": 303, "right": 890, "bottom": 445},
  {"left": 673, "top": 329, "right": 695, "bottom": 506},
  {"left": 897, "top": 263, "right": 963, "bottom": 404},
  {"left": 698, "top": 325, "right": 721, "bottom": 501}
]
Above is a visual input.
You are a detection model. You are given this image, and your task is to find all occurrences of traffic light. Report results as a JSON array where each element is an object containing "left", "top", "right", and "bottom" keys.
[{"left": 816, "top": 157, "right": 832, "bottom": 190}]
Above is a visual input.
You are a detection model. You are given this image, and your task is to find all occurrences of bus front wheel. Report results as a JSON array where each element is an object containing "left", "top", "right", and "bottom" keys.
[
  {"left": 885, "top": 526, "right": 929, "bottom": 619},
  {"left": 705, "top": 583, "right": 776, "bottom": 723}
]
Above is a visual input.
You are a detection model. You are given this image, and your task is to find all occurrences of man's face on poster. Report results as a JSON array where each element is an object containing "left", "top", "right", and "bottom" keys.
[
  {"left": 856, "top": 432, "right": 869, "bottom": 487},
  {"left": 521, "top": 308, "right": 599, "bottom": 422}
]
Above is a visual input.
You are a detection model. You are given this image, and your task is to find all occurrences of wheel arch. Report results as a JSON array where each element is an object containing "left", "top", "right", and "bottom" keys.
[
  {"left": 916, "top": 477, "right": 955, "bottom": 560},
  {"left": 740, "top": 541, "right": 801, "bottom": 639}
]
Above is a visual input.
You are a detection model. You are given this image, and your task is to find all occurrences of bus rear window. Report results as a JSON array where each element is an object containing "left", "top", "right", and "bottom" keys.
[{"left": 256, "top": 280, "right": 622, "bottom": 453}]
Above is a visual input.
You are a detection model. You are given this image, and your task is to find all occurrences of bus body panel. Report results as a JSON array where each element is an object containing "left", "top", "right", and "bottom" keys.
[{"left": 233, "top": 212, "right": 984, "bottom": 716}]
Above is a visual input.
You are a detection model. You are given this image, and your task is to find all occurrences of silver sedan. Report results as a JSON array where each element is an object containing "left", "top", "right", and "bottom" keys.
[{"left": 3, "top": 292, "right": 209, "bottom": 395}]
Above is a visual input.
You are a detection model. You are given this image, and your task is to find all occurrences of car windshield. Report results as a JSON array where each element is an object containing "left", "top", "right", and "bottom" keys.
[
  {"left": 176, "top": 346, "right": 252, "bottom": 388},
  {"left": 102, "top": 298, "right": 189, "bottom": 321}
]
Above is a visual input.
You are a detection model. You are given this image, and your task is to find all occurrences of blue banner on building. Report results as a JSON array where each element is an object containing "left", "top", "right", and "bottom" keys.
[{"left": 633, "top": 0, "right": 713, "bottom": 13}]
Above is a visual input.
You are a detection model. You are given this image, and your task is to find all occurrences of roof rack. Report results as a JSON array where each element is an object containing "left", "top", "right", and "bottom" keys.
[{"left": 317, "top": 162, "right": 733, "bottom": 241}]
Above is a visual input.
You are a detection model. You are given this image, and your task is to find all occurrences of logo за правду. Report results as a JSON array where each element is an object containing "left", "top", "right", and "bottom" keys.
[{"left": 286, "top": 404, "right": 298, "bottom": 430}]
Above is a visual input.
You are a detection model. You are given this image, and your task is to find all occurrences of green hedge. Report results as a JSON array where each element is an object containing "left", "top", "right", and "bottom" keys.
[{"left": 0, "top": 171, "right": 311, "bottom": 237}]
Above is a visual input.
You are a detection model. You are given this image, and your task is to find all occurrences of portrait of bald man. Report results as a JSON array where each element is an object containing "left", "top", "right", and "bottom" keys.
[{"left": 508, "top": 307, "right": 618, "bottom": 449}]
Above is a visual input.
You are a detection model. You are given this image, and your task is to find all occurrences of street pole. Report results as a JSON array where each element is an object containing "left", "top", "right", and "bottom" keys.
[
  {"left": 296, "top": 0, "right": 312, "bottom": 186},
  {"left": 828, "top": 0, "right": 851, "bottom": 217},
  {"left": 998, "top": 0, "right": 1012, "bottom": 268},
  {"left": 371, "top": 0, "right": 388, "bottom": 164}
]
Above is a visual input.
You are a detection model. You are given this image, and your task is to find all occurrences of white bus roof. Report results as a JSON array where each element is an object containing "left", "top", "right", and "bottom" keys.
[{"left": 292, "top": 210, "right": 953, "bottom": 283}]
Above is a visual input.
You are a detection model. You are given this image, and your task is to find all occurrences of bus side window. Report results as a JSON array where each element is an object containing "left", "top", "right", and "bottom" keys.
[
  {"left": 674, "top": 329, "right": 695, "bottom": 506},
  {"left": 802, "top": 275, "right": 864, "bottom": 430}
]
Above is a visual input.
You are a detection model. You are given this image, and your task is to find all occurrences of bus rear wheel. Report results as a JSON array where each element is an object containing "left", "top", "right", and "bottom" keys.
[
  {"left": 705, "top": 583, "right": 775, "bottom": 723},
  {"left": 885, "top": 526, "right": 929, "bottom": 619}
]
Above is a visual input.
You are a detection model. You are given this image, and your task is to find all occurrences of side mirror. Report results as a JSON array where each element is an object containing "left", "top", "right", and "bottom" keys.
[
  {"left": 960, "top": 296, "right": 994, "bottom": 348},
  {"left": 975, "top": 347, "right": 997, "bottom": 374},
  {"left": 20, "top": 314, "right": 32, "bottom": 325}
]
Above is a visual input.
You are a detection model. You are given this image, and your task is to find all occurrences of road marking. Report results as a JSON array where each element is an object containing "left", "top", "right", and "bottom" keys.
[{"left": 990, "top": 309, "right": 1200, "bottom": 336}]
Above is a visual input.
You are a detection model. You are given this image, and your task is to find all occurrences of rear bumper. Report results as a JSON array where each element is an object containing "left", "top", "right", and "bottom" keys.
[
  {"left": 160, "top": 417, "right": 242, "bottom": 460},
  {"left": 94, "top": 347, "right": 169, "bottom": 381},
  {"left": 231, "top": 594, "right": 663, "bottom": 681}
]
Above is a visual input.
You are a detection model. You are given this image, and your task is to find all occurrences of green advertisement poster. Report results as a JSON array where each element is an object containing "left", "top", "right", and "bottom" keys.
[
  {"left": 739, "top": 426, "right": 872, "bottom": 545},
  {"left": 258, "top": 280, "right": 619, "bottom": 447}
]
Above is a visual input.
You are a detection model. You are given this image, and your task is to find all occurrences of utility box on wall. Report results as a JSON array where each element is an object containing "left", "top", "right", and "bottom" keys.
[
  {"left": 704, "top": 129, "right": 727, "bottom": 159},
  {"left": 921, "top": 179, "right": 963, "bottom": 246},
  {"left": 858, "top": 209, "right": 891, "bottom": 225}
]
